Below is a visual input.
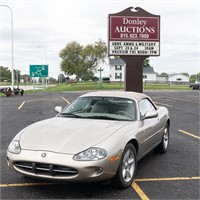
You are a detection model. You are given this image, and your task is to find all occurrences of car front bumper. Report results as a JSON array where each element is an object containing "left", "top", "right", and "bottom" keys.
[{"left": 7, "top": 150, "right": 120, "bottom": 182}]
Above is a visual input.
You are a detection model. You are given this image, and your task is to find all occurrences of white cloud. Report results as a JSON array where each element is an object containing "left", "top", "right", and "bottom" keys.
[{"left": 1, "top": 0, "right": 199, "bottom": 78}]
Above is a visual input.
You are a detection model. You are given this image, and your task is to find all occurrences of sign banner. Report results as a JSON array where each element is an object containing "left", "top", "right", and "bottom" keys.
[
  {"left": 108, "top": 14, "right": 160, "bottom": 56},
  {"left": 109, "top": 16, "right": 159, "bottom": 41},
  {"left": 109, "top": 41, "right": 159, "bottom": 56},
  {"left": 30, "top": 65, "right": 48, "bottom": 77}
]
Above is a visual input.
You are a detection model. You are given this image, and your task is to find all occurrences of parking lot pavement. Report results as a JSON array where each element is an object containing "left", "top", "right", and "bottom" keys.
[{"left": 0, "top": 90, "right": 199, "bottom": 199}]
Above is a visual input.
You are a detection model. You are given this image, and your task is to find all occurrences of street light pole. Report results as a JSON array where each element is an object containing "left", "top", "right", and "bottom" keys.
[
  {"left": 37, "top": 46, "right": 47, "bottom": 64},
  {"left": 37, "top": 46, "right": 48, "bottom": 90},
  {"left": 44, "top": 47, "right": 48, "bottom": 89},
  {"left": 0, "top": 5, "right": 14, "bottom": 89}
]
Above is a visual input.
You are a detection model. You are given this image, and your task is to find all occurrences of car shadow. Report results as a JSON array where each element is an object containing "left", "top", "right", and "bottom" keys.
[{"left": 10, "top": 176, "right": 137, "bottom": 199}]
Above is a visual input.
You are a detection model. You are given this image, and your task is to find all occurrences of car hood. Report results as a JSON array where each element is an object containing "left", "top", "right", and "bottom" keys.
[{"left": 19, "top": 117, "right": 129, "bottom": 154}]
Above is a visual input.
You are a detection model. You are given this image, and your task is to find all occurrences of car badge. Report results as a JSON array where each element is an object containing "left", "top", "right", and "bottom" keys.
[{"left": 41, "top": 153, "right": 46, "bottom": 158}]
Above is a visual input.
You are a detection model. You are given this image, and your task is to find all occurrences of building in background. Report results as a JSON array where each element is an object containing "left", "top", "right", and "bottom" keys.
[
  {"left": 143, "top": 67, "right": 157, "bottom": 82},
  {"left": 168, "top": 73, "right": 189, "bottom": 83},
  {"left": 109, "top": 58, "right": 126, "bottom": 82},
  {"left": 109, "top": 58, "right": 189, "bottom": 84},
  {"left": 109, "top": 58, "right": 157, "bottom": 82}
]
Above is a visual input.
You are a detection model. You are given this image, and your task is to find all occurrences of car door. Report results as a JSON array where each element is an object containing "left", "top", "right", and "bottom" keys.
[{"left": 137, "top": 98, "right": 162, "bottom": 158}]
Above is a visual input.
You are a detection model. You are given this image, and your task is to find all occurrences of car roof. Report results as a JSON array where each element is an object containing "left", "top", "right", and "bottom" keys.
[{"left": 80, "top": 91, "right": 148, "bottom": 101}]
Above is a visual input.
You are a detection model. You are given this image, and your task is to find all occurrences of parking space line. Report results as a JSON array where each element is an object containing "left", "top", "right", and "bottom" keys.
[
  {"left": 135, "top": 176, "right": 200, "bottom": 182},
  {"left": 164, "top": 97, "right": 199, "bottom": 104},
  {"left": 17, "top": 97, "right": 69, "bottom": 110},
  {"left": 132, "top": 176, "right": 200, "bottom": 199},
  {"left": 132, "top": 181, "right": 149, "bottom": 200},
  {"left": 61, "top": 97, "right": 70, "bottom": 104},
  {"left": 26, "top": 97, "right": 59, "bottom": 102},
  {"left": 178, "top": 129, "right": 200, "bottom": 140},
  {"left": 1, "top": 176, "right": 199, "bottom": 188},
  {"left": 0, "top": 182, "right": 56, "bottom": 187},
  {"left": 18, "top": 101, "right": 26, "bottom": 110}
]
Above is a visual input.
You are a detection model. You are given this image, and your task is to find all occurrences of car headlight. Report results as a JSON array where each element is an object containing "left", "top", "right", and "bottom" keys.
[
  {"left": 8, "top": 140, "right": 21, "bottom": 154},
  {"left": 73, "top": 147, "right": 107, "bottom": 161}
]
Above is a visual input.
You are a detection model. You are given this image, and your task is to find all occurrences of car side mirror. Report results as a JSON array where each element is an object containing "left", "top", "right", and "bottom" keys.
[
  {"left": 55, "top": 106, "right": 62, "bottom": 113},
  {"left": 144, "top": 110, "right": 158, "bottom": 120}
]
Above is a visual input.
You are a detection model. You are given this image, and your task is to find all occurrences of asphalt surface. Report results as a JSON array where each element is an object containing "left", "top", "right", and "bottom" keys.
[{"left": 0, "top": 90, "right": 199, "bottom": 199}]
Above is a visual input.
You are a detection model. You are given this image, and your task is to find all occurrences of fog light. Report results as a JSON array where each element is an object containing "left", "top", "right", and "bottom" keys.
[{"left": 95, "top": 167, "right": 103, "bottom": 174}]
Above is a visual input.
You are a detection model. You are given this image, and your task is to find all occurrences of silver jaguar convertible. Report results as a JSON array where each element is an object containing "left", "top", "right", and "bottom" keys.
[{"left": 7, "top": 91, "right": 170, "bottom": 188}]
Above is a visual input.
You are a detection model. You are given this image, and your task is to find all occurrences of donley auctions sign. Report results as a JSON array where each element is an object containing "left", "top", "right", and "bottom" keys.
[{"left": 108, "top": 16, "right": 160, "bottom": 56}]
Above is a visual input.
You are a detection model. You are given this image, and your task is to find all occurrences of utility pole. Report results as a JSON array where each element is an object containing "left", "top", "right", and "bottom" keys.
[{"left": 0, "top": 5, "right": 14, "bottom": 90}]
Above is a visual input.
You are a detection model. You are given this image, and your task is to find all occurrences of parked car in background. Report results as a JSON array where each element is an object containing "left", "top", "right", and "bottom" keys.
[
  {"left": 7, "top": 91, "right": 170, "bottom": 188},
  {"left": 189, "top": 81, "right": 200, "bottom": 90}
]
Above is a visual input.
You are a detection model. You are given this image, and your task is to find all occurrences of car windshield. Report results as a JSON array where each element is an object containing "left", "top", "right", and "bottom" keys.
[{"left": 59, "top": 96, "right": 136, "bottom": 121}]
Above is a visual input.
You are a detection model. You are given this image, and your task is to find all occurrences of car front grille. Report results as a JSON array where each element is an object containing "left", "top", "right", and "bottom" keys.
[{"left": 14, "top": 162, "right": 78, "bottom": 177}]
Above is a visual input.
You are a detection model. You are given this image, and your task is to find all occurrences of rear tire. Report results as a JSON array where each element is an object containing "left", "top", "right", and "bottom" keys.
[
  {"left": 111, "top": 143, "right": 137, "bottom": 189},
  {"left": 155, "top": 124, "right": 169, "bottom": 153}
]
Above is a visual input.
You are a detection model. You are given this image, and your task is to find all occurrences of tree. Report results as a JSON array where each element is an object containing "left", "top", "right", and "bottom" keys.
[
  {"left": 59, "top": 39, "right": 107, "bottom": 81},
  {"left": 21, "top": 74, "right": 30, "bottom": 83},
  {"left": 0, "top": 66, "right": 11, "bottom": 82},
  {"left": 189, "top": 73, "right": 200, "bottom": 83},
  {"left": 81, "top": 71, "right": 94, "bottom": 81},
  {"left": 143, "top": 58, "right": 150, "bottom": 67},
  {"left": 59, "top": 41, "right": 83, "bottom": 80},
  {"left": 48, "top": 77, "right": 57, "bottom": 84},
  {"left": 58, "top": 74, "right": 66, "bottom": 83}
]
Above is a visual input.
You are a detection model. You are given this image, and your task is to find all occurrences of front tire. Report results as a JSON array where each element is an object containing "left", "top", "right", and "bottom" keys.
[
  {"left": 155, "top": 124, "right": 169, "bottom": 153},
  {"left": 111, "top": 143, "right": 137, "bottom": 189}
]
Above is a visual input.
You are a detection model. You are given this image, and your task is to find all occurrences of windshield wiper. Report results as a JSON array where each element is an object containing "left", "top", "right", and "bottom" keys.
[
  {"left": 84, "top": 115, "right": 122, "bottom": 121},
  {"left": 59, "top": 113, "right": 80, "bottom": 118},
  {"left": 59, "top": 114, "right": 131, "bottom": 121}
]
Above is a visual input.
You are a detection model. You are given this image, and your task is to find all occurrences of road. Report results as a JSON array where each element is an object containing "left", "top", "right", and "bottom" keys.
[{"left": 0, "top": 90, "right": 199, "bottom": 199}]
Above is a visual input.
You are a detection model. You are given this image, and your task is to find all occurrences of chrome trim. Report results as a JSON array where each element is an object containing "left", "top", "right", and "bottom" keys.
[{"left": 14, "top": 162, "right": 78, "bottom": 177}]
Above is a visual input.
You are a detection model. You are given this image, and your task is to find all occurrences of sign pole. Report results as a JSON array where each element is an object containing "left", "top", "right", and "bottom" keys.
[
  {"left": 43, "top": 77, "right": 45, "bottom": 91},
  {"left": 33, "top": 78, "right": 35, "bottom": 92},
  {"left": 121, "top": 56, "right": 148, "bottom": 93}
]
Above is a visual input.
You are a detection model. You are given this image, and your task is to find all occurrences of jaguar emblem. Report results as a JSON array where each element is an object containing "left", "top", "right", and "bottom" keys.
[{"left": 41, "top": 153, "right": 46, "bottom": 158}]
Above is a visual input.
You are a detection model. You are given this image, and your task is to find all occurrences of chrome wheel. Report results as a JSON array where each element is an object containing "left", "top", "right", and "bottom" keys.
[
  {"left": 122, "top": 149, "right": 135, "bottom": 182},
  {"left": 112, "top": 143, "right": 137, "bottom": 188},
  {"left": 163, "top": 127, "right": 169, "bottom": 150},
  {"left": 154, "top": 124, "right": 170, "bottom": 153}
]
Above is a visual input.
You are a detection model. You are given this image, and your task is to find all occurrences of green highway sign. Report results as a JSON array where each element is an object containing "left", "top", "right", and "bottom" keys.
[{"left": 30, "top": 65, "right": 48, "bottom": 77}]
